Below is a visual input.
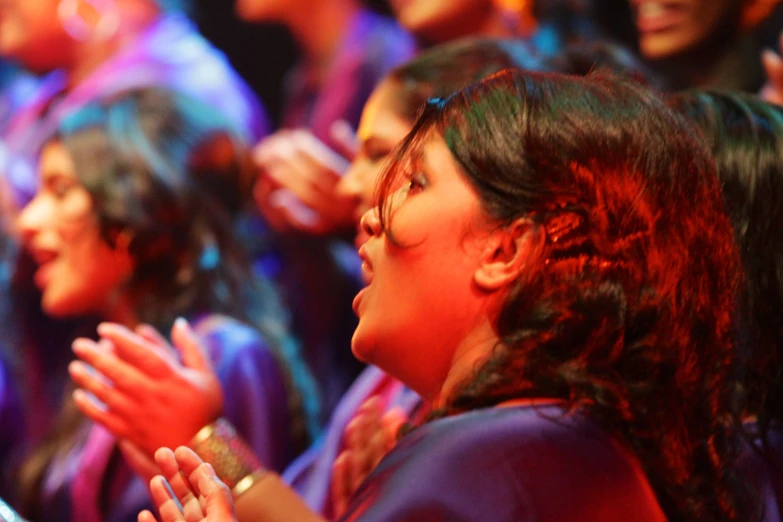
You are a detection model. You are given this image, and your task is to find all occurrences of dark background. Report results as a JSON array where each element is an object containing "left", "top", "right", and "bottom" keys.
[{"left": 192, "top": 0, "right": 393, "bottom": 127}]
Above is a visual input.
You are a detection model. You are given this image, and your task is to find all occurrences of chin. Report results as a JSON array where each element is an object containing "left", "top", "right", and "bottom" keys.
[
  {"left": 639, "top": 35, "right": 693, "bottom": 61},
  {"left": 41, "top": 295, "right": 82, "bottom": 319}
]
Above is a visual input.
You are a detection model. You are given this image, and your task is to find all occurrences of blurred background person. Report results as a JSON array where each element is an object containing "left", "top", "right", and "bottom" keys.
[
  {"left": 7, "top": 88, "right": 316, "bottom": 522},
  {"left": 0, "top": 0, "right": 268, "bottom": 208},
  {"left": 237, "top": 0, "right": 416, "bottom": 421}
]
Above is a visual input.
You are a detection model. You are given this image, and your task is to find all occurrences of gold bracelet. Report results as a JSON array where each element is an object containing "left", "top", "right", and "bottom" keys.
[
  {"left": 190, "top": 418, "right": 265, "bottom": 497},
  {"left": 232, "top": 469, "right": 269, "bottom": 498}
]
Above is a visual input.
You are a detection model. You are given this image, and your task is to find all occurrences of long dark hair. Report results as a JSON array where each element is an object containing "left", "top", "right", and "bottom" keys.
[
  {"left": 671, "top": 91, "right": 783, "bottom": 439},
  {"left": 385, "top": 37, "right": 542, "bottom": 123},
  {"left": 17, "top": 88, "right": 317, "bottom": 516},
  {"left": 379, "top": 70, "right": 750, "bottom": 521}
]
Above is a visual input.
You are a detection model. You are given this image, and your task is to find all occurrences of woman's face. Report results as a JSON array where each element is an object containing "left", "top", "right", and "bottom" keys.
[
  {"left": 337, "top": 80, "right": 413, "bottom": 247},
  {"left": 351, "top": 131, "right": 494, "bottom": 399},
  {"left": 631, "top": 0, "right": 741, "bottom": 60},
  {"left": 390, "top": 0, "right": 495, "bottom": 42},
  {"left": 17, "top": 141, "right": 134, "bottom": 318},
  {"left": 0, "top": 0, "right": 76, "bottom": 72}
]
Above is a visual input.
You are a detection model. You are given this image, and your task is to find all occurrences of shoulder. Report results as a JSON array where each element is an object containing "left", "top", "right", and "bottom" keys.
[{"left": 344, "top": 405, "right": 665, "bottom": 522}]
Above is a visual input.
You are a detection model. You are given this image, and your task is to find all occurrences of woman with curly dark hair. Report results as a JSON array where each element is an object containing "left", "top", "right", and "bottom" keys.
[
  {"left": 140, "top": 70, "right": 758, "bottom": 522},
  {"left": 671, "top": 89, "right": 783, "bottom": 517}
]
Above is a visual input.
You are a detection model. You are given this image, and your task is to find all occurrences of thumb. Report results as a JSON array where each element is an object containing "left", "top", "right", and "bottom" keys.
[
  {"left": 329, "top": 120, "right": 359, "bottom": 161},
  {"left": 171, "top": 318, "right": 211, "bottom": 371}
]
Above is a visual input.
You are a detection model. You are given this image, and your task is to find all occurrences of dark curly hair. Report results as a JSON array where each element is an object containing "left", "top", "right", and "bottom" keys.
[
  {"left": 671, "top": 90, "right": 783, "bottom": 441},
  {"left": 379, "top": 70, "right": 751, "bottom": 521},
  {"left": 16, "top": 88, "right": 319, "bottom": 517}
]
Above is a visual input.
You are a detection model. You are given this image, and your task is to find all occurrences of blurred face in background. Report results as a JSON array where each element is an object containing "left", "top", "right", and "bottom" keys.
[
  {"left": 0, "top": 0, "right": 77, "bottom": 72},
  {"left": 17, "top": 140, "right": 134, "bottom": 318},
  {"left": 234, "top": 0, "right": 307, "bottom": 23},
  {"left": 631, "top": 0, "right": 743, "bottom": 60},
  {"left": 390, "top": 0, "right": 496, "bottom": 42},
  {"left": 337, "top": 79, "right": 413, "bottom": 247}
]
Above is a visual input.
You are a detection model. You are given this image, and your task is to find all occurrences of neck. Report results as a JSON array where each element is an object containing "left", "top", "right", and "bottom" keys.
[
  {"left": 103, "top": 293, "right": 139, "bottom": 328},
  {"left": 63, "top": 2, "right": 160, "bottom": 89},
  {"left": 433, "top": 315, "right": 500, "bottom": 410},
  {"left": 286, "top": 0, "right": 359, "bottom": 81}
]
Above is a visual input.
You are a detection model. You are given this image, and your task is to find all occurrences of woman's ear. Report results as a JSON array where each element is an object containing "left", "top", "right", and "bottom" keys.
[{"left": 474, "top": 218, "right": 544, "bottom": 291}]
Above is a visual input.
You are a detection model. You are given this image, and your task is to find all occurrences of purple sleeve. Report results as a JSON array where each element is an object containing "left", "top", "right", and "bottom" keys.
[
  {"left": 198, "top": 317, "right": 296, "bottom": 473},
  {"left": 340, "top": 406, "right": 666, "bottom": 522}
]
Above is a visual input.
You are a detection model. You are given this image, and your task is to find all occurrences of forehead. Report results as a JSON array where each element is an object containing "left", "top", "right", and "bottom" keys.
[
  {"left": 358, "top": 80, "right": 412, "bottom": 141},
  {"left": 39, "top": 141, "right": 76, "bottom": 178}
]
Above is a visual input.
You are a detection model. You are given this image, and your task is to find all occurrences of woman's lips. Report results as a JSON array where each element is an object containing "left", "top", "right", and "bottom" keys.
[{"left": 634, "top": 1, "right": 686, "bottom": 34}]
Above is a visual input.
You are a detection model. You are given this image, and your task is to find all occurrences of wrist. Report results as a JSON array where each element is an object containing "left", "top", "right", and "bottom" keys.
[{"left": 190, "top": 418, "right": 268, "bottom": 498}]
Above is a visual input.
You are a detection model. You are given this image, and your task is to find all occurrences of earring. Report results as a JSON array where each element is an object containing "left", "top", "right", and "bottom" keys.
[{"left": 57, "top": 0, "right": 119, "bottom": 42}]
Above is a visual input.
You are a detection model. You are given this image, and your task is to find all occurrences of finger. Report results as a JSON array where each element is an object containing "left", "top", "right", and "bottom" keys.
[
  {"left": 119, "top": 439, "right": 160, "bottom": 481},
  {"left": 69, "top": 360, "right": 137, "bottom": 416},
  {"left": 184, "top": 464, "right": 215, "bottom": 521},
  {"left": 331, "top": 453, "right": 350, "bottom": 518},
  {"left": 196, "top": 464, "right": 236, "bottom": 520},
  {"left": 270, "top": 192, "right": 329, "bottom": 234},
  {"left": 171, "top": 318, "right": 212, "bottom": 371},
  {"left": 98, "top": 322, "right": 175, "bottom": 377},
  {"left": 72, "top": 338, "right": 154, "bottom": 394},
  {"left": 136, "top": 324, "right": 175, "bottom": 354},
  {"left": 290, "top": 129, "right": 349, "bottom": 181},
  {"left": 156, "top": 447, "right": 200, "bottom": 510},
  {"left": 138, "top": 510, "right": 159, "bottom": 522},
  {"left": 763, "top": 49, "right": 783, "bottom": 87},
  {"left": 73, "top": 388, "right": 133, "bottom": 438},
  {"left": 149, "top": 476, "right": 186, "bottom": 522},
  {"left": 380, "top": 407, "right": 407, "bottom": 452},
  {"left": 253, "top": 177, "right": 291, "bottom": 232},
  {"left": 264, "top": 164, "right": 328, "bottom": 208},
  {"left": 329, "top": 120, "right": 359, "bottom": 160},
  {"left": 173, "top": 446, "right": 210, "bottom": 477}
]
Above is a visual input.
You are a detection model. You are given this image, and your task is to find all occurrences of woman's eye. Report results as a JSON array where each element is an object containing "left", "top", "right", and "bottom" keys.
[
  {"left": 367, "top": 150, "right": 390, "bottom": 163},
  {"left": 405, "top": 172, "right": 427, "bottom": 195}
]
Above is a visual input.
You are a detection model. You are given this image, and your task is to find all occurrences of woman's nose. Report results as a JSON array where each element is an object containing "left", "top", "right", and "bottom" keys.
[
  {"left": 360, "top": 206, "right": 382, "bottom": 238},
  {"left": 17, "top": 195, "right": 45, "bottom": 243}
]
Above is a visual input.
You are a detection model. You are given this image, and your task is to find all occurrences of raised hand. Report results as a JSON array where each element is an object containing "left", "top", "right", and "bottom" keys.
[
  {"left": 69, "top": 318, "right": 224, "bottom": 458},
  {"left": 138, "top": 447, "right": 237, "bottom": 522},
  {"left": 330, "top": 396, "right": 407, "bottom": 517},
  {"left": 253, "top": 124, "right": 358, "bottom": 236},
  {"left": 761, "top": 34, "right": 783, "bottom": 106}
]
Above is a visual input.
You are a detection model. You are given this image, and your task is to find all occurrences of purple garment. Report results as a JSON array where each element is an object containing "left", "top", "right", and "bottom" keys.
[
  {"left": 339, "top": 404, "right": 667, "bottom": 522},
  {"left": 0, "top": 357, "right": 24, "bottom": 501},
  {"left": 282, "top": 9, "right": 416, "bottom": 149},
  {"left": 283, "top": 365, "right": 419, "bottom": 518},
  {"left": 36, "top": 315, "right": 294, "bottom": 522},
  {"left": 1, "top": 14, "right": 269, "bottom": 204}
]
